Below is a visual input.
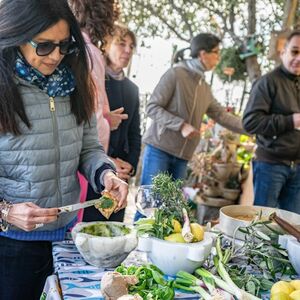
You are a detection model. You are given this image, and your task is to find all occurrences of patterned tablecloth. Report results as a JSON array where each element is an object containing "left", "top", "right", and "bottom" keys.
[{"left": 51, "top": 239, "right": 200, "bottom": 300}]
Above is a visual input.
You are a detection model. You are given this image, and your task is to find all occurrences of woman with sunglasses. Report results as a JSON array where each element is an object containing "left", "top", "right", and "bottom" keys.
[{"left": 0, "top": 0, "right": 128, "bottom": 299}]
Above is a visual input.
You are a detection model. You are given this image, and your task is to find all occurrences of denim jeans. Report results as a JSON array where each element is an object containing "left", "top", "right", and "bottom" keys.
[
  {"left": 140, "top": 144, "right": 188, "bottom": 185},
  {"left": 0, "top": 236, "right": 53, "bottom": 300},
  {"left": 134, "top": 145, "right": 188, "bottom": 221},
  {"left": 253, "top": 161, "right": 300, "bottom": 214}
]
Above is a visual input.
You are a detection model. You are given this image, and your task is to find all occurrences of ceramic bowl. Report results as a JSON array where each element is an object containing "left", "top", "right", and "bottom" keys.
[
  {"left": 72, "top": 221, "right": 138, "bottom": 268},
  {"left": 137, "top": 232, "right": 215, "bottom": 276},
  {"left": 219, "top": 205, "right": 300, "bottom": 240},
  {"left": 279, "top": 235, "right": 300, "bottom": 275}
]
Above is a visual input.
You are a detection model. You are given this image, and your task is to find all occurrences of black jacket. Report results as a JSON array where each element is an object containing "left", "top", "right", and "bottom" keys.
[
  {"left": 105, "top": 75, "right": 141, "bottom": 172},
  {"left": 243, "top": 65, "right": 300, "bottom": 162}
]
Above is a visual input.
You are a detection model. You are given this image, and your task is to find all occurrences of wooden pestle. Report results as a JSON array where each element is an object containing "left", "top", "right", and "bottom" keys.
[{"left": 269, "top": 212, "right": 300, "bottom": 242}]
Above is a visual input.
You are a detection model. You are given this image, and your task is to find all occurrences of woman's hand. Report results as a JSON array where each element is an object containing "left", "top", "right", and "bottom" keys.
[
  {"left": 181, "top": 122, "right": 201, "bottom": 139},
  {"left": 107, "top": 107, "right": 128, "bottom": 131},
  {"left": 6, "top": 202, "right": 58, "bottom": 231},
  {"left": 111, "top": 157, "right": 133, "bottom": 181},
  {"left": 103, "top": 171, "right": 128, "bottom": 211}
]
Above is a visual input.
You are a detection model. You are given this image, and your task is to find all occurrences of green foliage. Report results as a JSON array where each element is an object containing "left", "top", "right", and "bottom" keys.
[
  {"left": 151, "top": 173, "right": 190, "bottom": 223},
  {"left": 98, "top": 197, "right": 114, "bottom": 209},
  {"left": 215, "top": 47, "right": 247, "bottom": 82},
  {"left": 120, "top": 0, "right": 285, "bottom": 44},
  {"left": 225, "top": 176, "right": 240, "bottom": 189},
  {"left": 115, "top": 264, "right": 175, "bottom": 300},
  {"left": 135, "top": 173, "right": 192, "bottom": 239},
  {"left": 237, "top": 147, "right": 253, "bottom": 165}
]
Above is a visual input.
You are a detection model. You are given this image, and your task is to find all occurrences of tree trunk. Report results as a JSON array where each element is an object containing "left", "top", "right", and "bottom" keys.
[
  {"left": 245, "top": 0, "right": 261, "bottom": 83},
  {"left": 282, "top": 0, "right": 298, "bottom": 30}
]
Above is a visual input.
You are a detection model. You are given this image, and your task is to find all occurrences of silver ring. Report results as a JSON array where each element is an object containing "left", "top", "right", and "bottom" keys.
[{"left": 35, "top": 223, "right": 44, "bottom": 229}]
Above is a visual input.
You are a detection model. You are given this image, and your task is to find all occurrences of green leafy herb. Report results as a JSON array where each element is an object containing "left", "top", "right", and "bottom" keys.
[
  {"left": 135, "top": 173, "right": 193, "bottom": 239},
  {"left": 98, "top": 196, "right": 114, "bottom": 209},
  {"left": 212, "top": 220, "right": 296, "bottom": 296},
  {"left": 151, "top": 173, "right": 191, "bottom": 221},
  {"left": 115, "top": 264, "right": 175, "bottom": 300}
]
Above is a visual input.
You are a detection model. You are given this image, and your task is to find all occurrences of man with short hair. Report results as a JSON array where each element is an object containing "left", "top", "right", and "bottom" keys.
[{"left": 243, "top": 30, "right": 300, "bottom": 213}]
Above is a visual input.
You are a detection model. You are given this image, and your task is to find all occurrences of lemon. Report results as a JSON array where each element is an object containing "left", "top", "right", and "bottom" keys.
[
  {"left": 290, "top": 290, "right": 300, "bottom": 300},
  {"left": 172, "top": 219, "right": 182, "bottom": 233},
  {"left": 271, "top": 281, "right": 295, "bottom": 296},
  {"left": 190, "top": 223, "right": 205, "bottom": 242},
  {"left": 164, "top": 233, "right": 186, "bottom": 243},
  {"left": 271, "top": 292, "right": 291, "bottom": 300},
  {"left": 290, "top": 280, "right": 300, "bottom": 290}
]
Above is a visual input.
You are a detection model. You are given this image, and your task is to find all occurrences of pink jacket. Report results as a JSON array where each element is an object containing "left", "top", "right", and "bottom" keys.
[
  {"left": 83, "top": 32, "right": 110, "bottom": 152},
  {"left": 77, "top": 33, "right": 111, "bottom": 221}
]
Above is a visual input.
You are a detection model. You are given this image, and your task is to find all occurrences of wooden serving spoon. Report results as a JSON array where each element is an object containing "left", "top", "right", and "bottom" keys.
[{"left": 269, "top": 212, "right": 300, "bottom": 242}]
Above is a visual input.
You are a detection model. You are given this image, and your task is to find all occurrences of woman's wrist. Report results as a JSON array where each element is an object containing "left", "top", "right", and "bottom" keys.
[{"left": 0, "top": 199, "right": 13, "bottom": 232}]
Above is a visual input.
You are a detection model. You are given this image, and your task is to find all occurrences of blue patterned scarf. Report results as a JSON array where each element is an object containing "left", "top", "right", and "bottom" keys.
[{"left": 14, "top": 53, "right": 75, "bottom": 97}]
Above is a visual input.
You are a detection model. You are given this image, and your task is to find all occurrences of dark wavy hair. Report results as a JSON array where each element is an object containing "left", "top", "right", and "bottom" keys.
[
  {"left": 68, "top": 0, "right": 120, "bottom": 50},
  {"left": 0, "top": 0, "right": 94, "bottom": 135}
]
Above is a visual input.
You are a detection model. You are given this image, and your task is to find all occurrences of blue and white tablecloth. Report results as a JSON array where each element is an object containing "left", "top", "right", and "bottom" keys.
[{"left": 52, "top": 240, "right": 199, "bottom": 300}]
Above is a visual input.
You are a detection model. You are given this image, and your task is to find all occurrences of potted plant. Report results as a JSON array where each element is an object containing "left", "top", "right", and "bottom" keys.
[{"left": 222, "top": 176, "right": 241, "bottom": 201}]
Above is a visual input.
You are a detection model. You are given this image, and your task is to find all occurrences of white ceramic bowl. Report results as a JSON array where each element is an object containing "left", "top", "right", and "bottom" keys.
[
  {"left": 279, "top": 235, "right": 300, "bottom": 275},
  {"left": 219, "top": 205, "right": 300, "bottom": 240},
  {"left": 72, "top": 221, "right": 138, "bottom": 268},
  {"left": 137, "top": 232, "right": 215, "bottom": 276}
]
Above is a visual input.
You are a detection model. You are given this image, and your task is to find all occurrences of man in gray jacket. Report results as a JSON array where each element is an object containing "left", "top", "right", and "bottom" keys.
[
  {"left": 140, "top": 33, "right": 245, "bottom": 186},
  {"left": 243, "top": 30, "right": 300, "bottom": 213}
]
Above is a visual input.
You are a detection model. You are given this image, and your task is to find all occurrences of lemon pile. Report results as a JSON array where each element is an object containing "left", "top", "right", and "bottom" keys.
[
  {"left": 271, "top": 280, "right": 300, "bottom": 300},
  {"left": 164, "top": 219, "right": 205, "bottom": 243}
]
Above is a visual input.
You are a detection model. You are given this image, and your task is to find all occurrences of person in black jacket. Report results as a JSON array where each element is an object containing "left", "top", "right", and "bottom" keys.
[
  {"left": 243, "top": 30, "right": 300, "bottom": 214},
  {"left": 83, "top": 25, "right": 141, "bottom": 222}
]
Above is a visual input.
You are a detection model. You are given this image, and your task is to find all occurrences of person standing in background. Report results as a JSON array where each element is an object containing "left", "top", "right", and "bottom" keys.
[
  {"left": 69, "top": 0, "right": 128, "bottom": 152},
  {"left": 243, "top": 30, "right": 300, "bottom": 214},
  {"left": 69, "top": 0, "right": 128, "bottom": 220},
  {"left": 140, "top": 33, "right": 245, "bottom": 186},
  {"left": 83, "top": 25, "right": 141, "bottom": 222}
]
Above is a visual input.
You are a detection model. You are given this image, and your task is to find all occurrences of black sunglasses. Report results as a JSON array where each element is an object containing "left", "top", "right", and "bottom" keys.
[{"left": 28, "top": 37, "right": 78, "bottom": 56}]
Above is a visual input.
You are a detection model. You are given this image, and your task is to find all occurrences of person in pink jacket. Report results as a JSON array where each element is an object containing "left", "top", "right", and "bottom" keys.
[{"left": 69, "top": 0, "right": 128, "bottom": 220}]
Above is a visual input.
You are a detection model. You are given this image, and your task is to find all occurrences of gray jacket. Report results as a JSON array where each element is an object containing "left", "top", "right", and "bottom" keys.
[
  {"left": 143, "top": 60, "right": 244, "bottom": 160},
  {"left": 0, "top": 78, "right": 114, "bottom": 231}
]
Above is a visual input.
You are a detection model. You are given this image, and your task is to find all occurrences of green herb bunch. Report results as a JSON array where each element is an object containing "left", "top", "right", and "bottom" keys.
[
  {"left": 115, "top": 264, "right": 174, "bottom": 300},
  {"left": 151, "top": 173, "right": 190, "bottom": 222},
  {"left": 135, "top": 173, "right": 192, "bottom": 239},
  {"left": 213, "top": 219, "right": 296, "bottom": 296}
]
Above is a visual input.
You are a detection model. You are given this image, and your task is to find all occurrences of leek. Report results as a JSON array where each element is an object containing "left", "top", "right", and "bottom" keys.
[
  {"left": 196, "top": 265, "right": 262, "bottom": 300},
  {"left": 175, "top": 270, "right": 234, "bottom": 300}
]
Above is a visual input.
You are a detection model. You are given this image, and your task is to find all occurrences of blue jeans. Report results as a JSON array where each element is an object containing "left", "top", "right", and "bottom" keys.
[
  {"left": 140, "top": 144, "right": 188, "bottom": 185},
  {"left": 253, "top": 161, "right": 300, "bottom": 214},
  {"left": 0, "top": 236, "right": 53, "bottom": 300},
  {"left": 134, "top": 145, "right": 188, "bottom": 221}
]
